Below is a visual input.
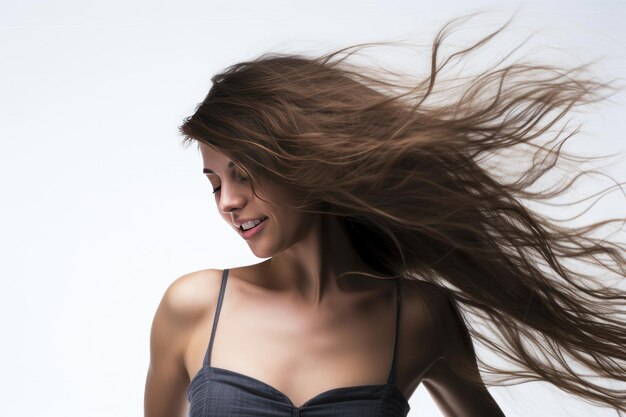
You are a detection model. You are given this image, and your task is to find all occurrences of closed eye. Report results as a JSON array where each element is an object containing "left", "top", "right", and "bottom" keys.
[{"left": 211, "top": 172, "right": 248, "bottom": 195}]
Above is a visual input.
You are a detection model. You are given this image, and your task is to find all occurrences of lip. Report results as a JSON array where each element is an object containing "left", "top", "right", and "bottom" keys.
[
  {"left": 239, "top": 217, "right": 268, "bottom": 240},
  {"left": 234, "top": 216, "right": 268, "bottom": 228}
]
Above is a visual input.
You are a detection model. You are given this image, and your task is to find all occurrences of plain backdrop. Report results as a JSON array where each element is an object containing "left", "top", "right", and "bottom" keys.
[{"left": 1, "top": 1, "right": 625, "bottom": 416}]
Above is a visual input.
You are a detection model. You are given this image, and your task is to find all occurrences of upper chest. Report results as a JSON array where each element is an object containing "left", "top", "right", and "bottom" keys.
[{"left": 183, "top": 270, "right": 438, "bottom": 405}]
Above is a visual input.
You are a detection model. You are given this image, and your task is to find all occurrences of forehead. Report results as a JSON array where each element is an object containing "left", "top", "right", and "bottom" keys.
[
  {"left": 199, "top": 143, "right": 240, "bottom": 174},
  {"left": 199, "top": 142, "right": 228, "bottom": 163}
]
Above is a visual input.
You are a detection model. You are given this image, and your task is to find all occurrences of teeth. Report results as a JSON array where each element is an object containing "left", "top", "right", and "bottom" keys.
[{"left": 241, "top": 218, "right": 264, "bottom": 230}]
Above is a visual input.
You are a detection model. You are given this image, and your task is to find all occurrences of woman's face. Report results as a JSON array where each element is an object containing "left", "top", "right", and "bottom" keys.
[{"left": 199, "top": 142, "right": 316, "bottom": 258}]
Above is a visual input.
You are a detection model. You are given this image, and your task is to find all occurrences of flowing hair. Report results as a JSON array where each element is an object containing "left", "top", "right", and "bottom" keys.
[{"left": 178, "top": 13, "right": 626, "bottom": 414}]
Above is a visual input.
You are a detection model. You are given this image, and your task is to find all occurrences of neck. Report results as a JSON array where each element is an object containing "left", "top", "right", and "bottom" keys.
[{"left": 260, "top": 214, "right": 382, "bottom": 308}]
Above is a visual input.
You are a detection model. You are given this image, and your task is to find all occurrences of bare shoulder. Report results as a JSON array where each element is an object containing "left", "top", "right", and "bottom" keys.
[
  {"left": 403, "top": 280, "right": 474, "bottom": 367},
  {"left": 401, "top": 278, "right": 453, "bottom": 329},
  {"left": 399, "top": 283, "right": 505, "bottom": 416},
  {"left": 400, "top": 279, "right": 470, "bottom": 361},
  {"left": 149, "top": 268, "right": 223, "bottom": 362},
  {"left": 159, "top": 268, "right": 223, "bottom": 322},
  {"left": 144, "top": 268, "right": 223, "bottom": 417},
  {"left": 383, "top": 277, "right": 458, "bottom": 397}
]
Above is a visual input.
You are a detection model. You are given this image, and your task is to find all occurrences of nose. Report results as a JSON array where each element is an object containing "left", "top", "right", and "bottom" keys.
[{"left": 217, "top": 182, "right": 249, "bottom": 214}]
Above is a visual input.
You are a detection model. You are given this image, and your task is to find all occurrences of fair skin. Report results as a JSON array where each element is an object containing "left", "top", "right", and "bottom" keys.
[
  {"left": 199, "top": 142, "right": 386, "bottom": 302},
  {"left": 144, "top": 143, "right": 505, "bottom": 417}
]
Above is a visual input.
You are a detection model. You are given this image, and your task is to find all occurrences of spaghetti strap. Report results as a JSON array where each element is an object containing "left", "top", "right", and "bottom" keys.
[
  {"left": 204, "top": 268, "right": 229, "bottom": 367},
  {"left": 187, "top": 270, "right": 411, "bottom": 416},
  {"left": 387, "top": 277, "right": 402, "bottom": 384}
]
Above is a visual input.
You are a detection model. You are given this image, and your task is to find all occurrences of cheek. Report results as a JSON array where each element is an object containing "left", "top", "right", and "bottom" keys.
[{"left": 285, "top": 214, "right": 315, "bottom": 239}]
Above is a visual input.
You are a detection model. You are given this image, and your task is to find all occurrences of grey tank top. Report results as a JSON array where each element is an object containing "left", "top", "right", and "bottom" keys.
[{"left": 187, "top": 268, "right": 410, "bottom": 416}]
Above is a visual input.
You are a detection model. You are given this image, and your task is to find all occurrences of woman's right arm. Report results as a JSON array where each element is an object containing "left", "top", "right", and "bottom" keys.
[{"left": 144, "top": 271, "right": 216, "bottom": 417}]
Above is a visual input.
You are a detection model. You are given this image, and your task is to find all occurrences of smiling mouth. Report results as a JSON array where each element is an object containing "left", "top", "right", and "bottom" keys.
[
  {"left": 239, "top": 217, "right": 268, "bottom": 238},
  {"left": 239, "top": 216, "right": 268, "bottom": 231}
]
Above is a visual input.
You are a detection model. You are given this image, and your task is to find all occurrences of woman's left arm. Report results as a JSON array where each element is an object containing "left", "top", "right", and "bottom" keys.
[{"left": 421, "top": 287, "right": 506, "bottom": 417}]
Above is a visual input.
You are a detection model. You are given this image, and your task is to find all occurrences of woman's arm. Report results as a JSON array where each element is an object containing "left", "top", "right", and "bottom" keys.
[
  {"left": 421, "top": 287, "right": 505, "bottom": 417},
  {"left": 144, "top": 272, "right": 211, "bottom": 417}
]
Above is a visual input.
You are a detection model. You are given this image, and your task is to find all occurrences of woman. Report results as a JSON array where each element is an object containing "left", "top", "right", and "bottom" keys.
[{"left": 144, "top": 14, "right": 626, "bottom": 417}]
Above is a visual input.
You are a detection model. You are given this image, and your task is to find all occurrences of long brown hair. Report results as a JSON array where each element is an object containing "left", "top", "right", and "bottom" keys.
[{"left": 178, "top": 13, "right": 626, "bottom": 414}]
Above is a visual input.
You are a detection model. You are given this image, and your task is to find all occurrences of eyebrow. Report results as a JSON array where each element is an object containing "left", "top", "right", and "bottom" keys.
[{"left": 203, "top": 161, "right": 235, "bottom": 174}]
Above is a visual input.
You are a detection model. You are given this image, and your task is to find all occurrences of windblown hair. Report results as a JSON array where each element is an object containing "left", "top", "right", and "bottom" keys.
[{"left": 179, "top": 14, "right": 626, "bottom": 413}]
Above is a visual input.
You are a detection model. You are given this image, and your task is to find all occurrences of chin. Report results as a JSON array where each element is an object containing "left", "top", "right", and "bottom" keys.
[{"left": 250, "top": 249, "right": 274, "bottom": 259}]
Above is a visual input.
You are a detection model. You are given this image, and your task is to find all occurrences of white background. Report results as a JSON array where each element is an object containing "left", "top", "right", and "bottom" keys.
[{"left": 1, "top": 1, "right": 624, "bottom": 416}]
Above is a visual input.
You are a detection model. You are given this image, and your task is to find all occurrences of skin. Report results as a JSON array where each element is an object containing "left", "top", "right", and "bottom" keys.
[
  {"left": 143, "top": 142, "right": 506, "bottom": 417},
  {"left": 199, "top": 142, "right": 387, "bottom": 301}
]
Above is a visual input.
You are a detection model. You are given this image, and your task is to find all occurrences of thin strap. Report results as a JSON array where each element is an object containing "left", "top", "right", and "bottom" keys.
[
  {"left": 204, "top": 268, "right": 229, "bottom": 367},
  {"left": 387, "top": 278, "right": 402, "bottom": 384}
]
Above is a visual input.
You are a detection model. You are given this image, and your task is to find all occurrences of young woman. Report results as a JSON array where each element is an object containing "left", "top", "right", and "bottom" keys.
[{"left": 144, "top": 15, "right": 626, "bottom": 417}]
